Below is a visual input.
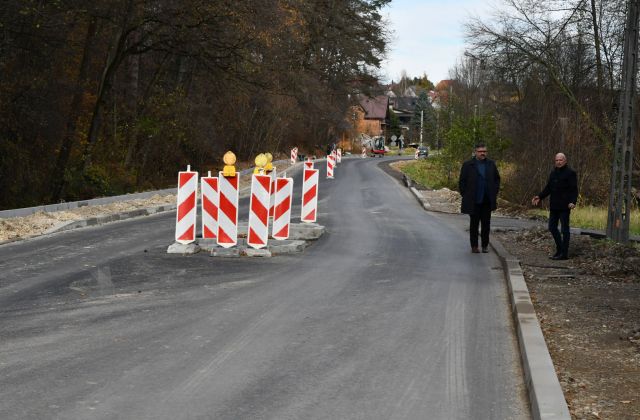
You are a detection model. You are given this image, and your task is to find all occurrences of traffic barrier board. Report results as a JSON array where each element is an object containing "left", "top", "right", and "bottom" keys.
[{"left": 175, "top": 166, "right": 198, "bottom": 244}]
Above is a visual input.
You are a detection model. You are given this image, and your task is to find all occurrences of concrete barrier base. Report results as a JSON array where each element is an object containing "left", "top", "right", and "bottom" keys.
[{"left": 166, "top": 242, "right": 201, "bottom": 254}]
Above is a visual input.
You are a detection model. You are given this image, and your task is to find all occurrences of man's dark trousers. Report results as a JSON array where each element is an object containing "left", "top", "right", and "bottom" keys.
[
  {"left": 470, "top": 198, "right": 491, "bottom": 248},
  {"left": 549, "top": 209, "right": 570, "bottom": 257}
]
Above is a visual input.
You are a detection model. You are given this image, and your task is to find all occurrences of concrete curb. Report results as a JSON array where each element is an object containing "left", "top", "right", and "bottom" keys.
[
  {"left": 491, "top": 240, "right": 571, "bottom": 420},
  {"left": 0, "top": 158, "right": 318, "bottom": 245},
  {"left": 0, "top": 205, "right": 178, "bottom": 246},
  {"left": 0, "top": 158, "right": 303, "bottom": 220},
  {"left": 0, "top": 188, "right": 179, "bottom": 219},
  {"left": 198, "top": 238, "right": 311, "bottom": 257},
  {"left": 407, "top": 186, "right": 571, "bottom": 420},
  {"left": 43, "top": 205, "right": 178, "bottom": 236}
]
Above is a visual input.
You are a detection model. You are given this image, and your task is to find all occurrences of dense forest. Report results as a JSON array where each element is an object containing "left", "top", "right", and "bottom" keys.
[{"left": 0, "top": 0, "right": 390, "bottom": 209}]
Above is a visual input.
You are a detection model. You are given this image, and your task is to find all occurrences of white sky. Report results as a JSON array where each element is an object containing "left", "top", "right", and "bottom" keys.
[{"left": 381, "top": 0, "right": 499, "bottom": 84}]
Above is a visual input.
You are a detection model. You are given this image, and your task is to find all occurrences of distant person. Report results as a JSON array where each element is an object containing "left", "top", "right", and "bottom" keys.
[
  {"left": 459, "top": 143, "right": 501, "bottom": 253},
  {"left": 531, "top": 153, "right": 578, "bottom": 260}
]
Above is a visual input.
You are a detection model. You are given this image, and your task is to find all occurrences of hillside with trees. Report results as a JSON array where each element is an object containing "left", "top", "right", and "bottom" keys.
[{"left": 0, "top": 0, "right": 390, "bottom": 209}]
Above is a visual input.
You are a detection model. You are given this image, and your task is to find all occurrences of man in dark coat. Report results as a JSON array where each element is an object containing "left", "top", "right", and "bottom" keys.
[
  {"left": 531, "top": 153, "right": 578, "bottom": 260},
  {"left": 458, "top": 143, "right": 501, "bottom": 253}
]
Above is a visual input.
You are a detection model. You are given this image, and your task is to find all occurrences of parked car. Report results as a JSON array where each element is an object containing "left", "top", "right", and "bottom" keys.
[{"left": 417, "top": 145, "right": 429, "bottom": 158}]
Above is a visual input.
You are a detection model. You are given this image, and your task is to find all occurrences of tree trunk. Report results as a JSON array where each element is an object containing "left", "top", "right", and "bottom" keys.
[
  {"left": 49, "top": 16, "right": 97, "bottom": 202},
  {"left": 82, "top": 0, "right": 133, "bottom": 171},
  {"left": 590, "top": 0, "right": 605, "bottom": 102}
]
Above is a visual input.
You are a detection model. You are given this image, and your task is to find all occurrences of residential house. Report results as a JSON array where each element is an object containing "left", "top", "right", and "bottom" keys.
[{"left": 340, "top": 94, "right": 389, "bottom": 151}]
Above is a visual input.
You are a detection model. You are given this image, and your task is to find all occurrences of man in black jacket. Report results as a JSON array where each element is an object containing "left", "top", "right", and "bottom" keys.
[
  {"left": 459, "top": 143, "right": 501, "bottom": 253},
  {"left": 532, "top": 153, "right": 579, "bottom": 260}
]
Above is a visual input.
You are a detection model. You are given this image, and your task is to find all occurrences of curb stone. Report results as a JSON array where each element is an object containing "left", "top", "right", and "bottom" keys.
[
  {"left": 491, "top": 240, "right": 571, "bottom": 420},
  {"left": 0, "top": 205, "right": 178, "bottom": 246},
  {"left": 0, "top": 158, "right": 302, "bottom": 220},
  {"left": 202, "top": 237, "right": 313, "bottom": 257},
  {"left": 44, "top": 205, "right": 178, "bottom": 236},
  {"left": 407, "top": 185, "right": 571, "bottom": 420},
  {"left": 0, "top": 159, "right": 312, "bottom": 244},
  {"left": 268, "top": 240, "right": 307, "bottom": 254},
  {"left": 0, "top": 160, "right": 327, "bottom": 245},
  {"left": 243, "top": 248, "right": 272, "bottom": 258}
]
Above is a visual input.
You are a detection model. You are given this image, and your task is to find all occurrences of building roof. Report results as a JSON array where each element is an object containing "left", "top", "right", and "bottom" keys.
[
  {"left": 403, "top": 86, "right": 417, "bottom": 97},
  {"left": 358, "top": 95, "right": 389, "bottom": 120},
  {"left": 391, "top": 97, "right": 418, "bottom": 113}
]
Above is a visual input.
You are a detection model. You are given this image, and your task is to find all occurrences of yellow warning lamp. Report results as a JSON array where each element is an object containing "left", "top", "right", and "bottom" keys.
[
  {"left": 222, "top": 151, "right": 236, "bottom": 177},
  {"left": 253, "top": 153, "right": 267, "bottom": 174},
  {"left": 264, "top": 152, "right": 274, "bottom": 173}
]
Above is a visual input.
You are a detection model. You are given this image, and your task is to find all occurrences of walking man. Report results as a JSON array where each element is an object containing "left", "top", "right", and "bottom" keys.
[
  {"left": 459, "top": 143, "right": 501, "bottom": 253},
  {"left": 531, "top": 153, "right": 578, "bottom": 260}
]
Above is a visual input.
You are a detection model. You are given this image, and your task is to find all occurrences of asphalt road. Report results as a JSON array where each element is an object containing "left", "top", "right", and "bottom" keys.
[{"left": 0, "top": 157, "right": 530, "bottom": 419}]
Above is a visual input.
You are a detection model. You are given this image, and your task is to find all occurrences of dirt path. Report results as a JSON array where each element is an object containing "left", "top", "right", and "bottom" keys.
[{"left": 496, "top": 228, "right": 640, "bottom": 420}]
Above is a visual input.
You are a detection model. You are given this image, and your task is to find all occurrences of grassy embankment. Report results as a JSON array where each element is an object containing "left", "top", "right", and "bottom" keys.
[{"left": 399, "top": 155, "right": 640, "bottom": 236}]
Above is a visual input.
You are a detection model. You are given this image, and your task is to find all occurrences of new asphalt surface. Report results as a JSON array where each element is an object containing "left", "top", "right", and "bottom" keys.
[{"left": 0, "top": 157, "right": 531, "bottom": 419}]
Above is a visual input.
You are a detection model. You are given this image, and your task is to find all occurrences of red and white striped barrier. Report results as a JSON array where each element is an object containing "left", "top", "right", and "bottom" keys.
[
  {"left": 337, "top": 148, "right": 342, "bottom": 163},
  {"left": 304, "top": 158, "right": 314, "bottom": 169},
  {"left": 247, "top": 174, "right": 272, "bottom": 249},
  {"left": 175, "top": 165, "right": 198, "bottom": 244},
  {"left": 362, "top": 147, "right": 367, "bottom": 158},
  {"left": 217, "top": 172, "right": 239, "bottom": 248},
  {"left": 290, "top": 147, "right": 298, "bottom": 164},
  {"left": 268, "top": 168, "right": 277, "bottom": 218},
  {"left": 326, "top": 153, "right": 335, "bottom": 179},
  {"left": 201, "top": 171, "right": 218, "bottom": 239},
  {"left": 301, "top": 167, "right": 319, "bottom": 223},
  {"left": 272, "top": 177, "right": 293, "bottom": 240}
]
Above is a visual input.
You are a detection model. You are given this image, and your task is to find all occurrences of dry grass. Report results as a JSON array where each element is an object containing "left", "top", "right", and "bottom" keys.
[
  {"left": 530, "top": 205, "right": 640, "bottom": 235},
  {"left": 561, "top": 205, "right": 638, "bottom": 235},
  {"left": 396, "top": 159, "right": 640, "bottom": 236}
]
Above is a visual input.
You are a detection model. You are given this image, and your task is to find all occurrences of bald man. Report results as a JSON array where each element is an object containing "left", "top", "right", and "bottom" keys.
[{"left": 532, "top": 153, "right": 578, "bottom": 260}]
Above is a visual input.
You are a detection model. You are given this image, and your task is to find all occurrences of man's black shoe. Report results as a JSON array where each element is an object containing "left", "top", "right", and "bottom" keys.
[
  {"left": 481, "top": 247, "right": 488, "bottom": 253},
  {"left": 550, "top": 255, "right": 568, "bottom": 260}
]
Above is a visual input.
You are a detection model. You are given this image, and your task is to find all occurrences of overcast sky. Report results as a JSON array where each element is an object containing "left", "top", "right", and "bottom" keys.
[{"left": 381, "top": 0, "right": 498, "bottom": 84}]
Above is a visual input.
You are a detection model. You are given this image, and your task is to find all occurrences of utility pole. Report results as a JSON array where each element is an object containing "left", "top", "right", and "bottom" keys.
[
  {"left": 420, "top": 110, "right": 424, "bottom": 146},
  {"left": 607, "top": 0, "right": 639, "bottom": 243}
]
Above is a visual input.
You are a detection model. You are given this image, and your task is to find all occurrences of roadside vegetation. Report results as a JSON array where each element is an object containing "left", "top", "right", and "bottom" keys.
[
  {"left": 531, "top": 205, "right": 640, "bottom": 236},
  {"left": 400, "top": 157, "right": 640, "bottom": 236},
  {"left": 0, "top": 1, "right": 390, "bottom": 209},
  {"left": 391, "top": 0, "right": 638, "bottom": 239}
]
